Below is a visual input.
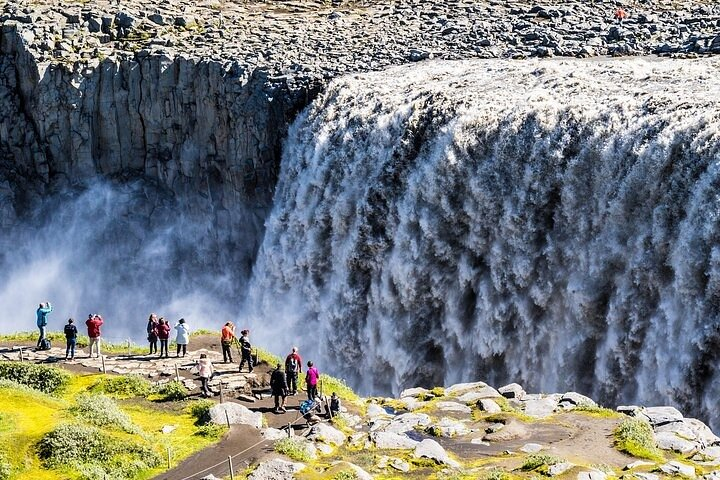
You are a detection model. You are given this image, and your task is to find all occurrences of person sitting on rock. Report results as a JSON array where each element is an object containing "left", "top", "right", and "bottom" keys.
[
  {"left": 330, "top": 392, "right": 341, "bottom": 417},
  {"left": 284, "top": 346, "right": 302, "bottom": 395},
  {"left": 221, "top": 322, "right": 235, "bottom": 363},
  {"left": 238, "top": 329, "right": 253, "bottom": 373},
  {"left": 157, "top": 317, "right": 171, "bottom": 358},
  {"left": 146, "top": 313, "right": 159, "bottom": 355},
  {"left": 196, "top": 353, "right": 215, "bottom": 398},
  {"left": 270, "top": 363, "right": 288, "bottom": 413}
]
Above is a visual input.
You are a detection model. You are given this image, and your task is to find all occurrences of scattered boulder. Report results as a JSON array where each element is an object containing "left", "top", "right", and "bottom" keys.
[
  {"left": 577, "top": 470, "right": 608, "bottom": 480},
  {"left": 519, "top": 443, "right": 543, "bottom": 453},
  {"left": 549, "top": 462, "right": 575, "bottom": 476},
  {"left": 659, "top": 461, "right": 696, "bottom": 478},
  {"left": 371, "top": 431, "right": 419, "bottom": 449},
  {"left": 248, "top": 458, "right": 305, "bottom": 480},
  {"left": 261, "top": 428, "right": 287, "bottom": 441},
  {"left": 445, "top": 381, "right": 489, "bottom": 396},
  {"left": 655, "top": 432, "right": 697, "bottom": 454},
  {"left": 427, "top": 417, "right": 470, "bottom": 437},
  {"left": 385, "top": 412, "right": 431, "bottom": 433},
  {"left": 524, "top": 396, "right": 558, "bottom": 418},
  {"left": 435, "top": 401, "right": 472, "bottom": 414},
  {"left": 641, "top": 406, "right": 684, "bottom": 427},
  {"left": 413, "top": 439, "right": 461, "bottom": 468},
  {"left": 324, "top": 461, "right": 373, "bottom": 480},
  {"left": 309, "top": 423, "right": 346, "bottom": 446},
  {"left": 478, "top": 399, "right": 502, "bottom": 414},
  {"left": 209, "top": 403, "right": 263, "bottom": 428},
  {"left": 499, "top": 383, "right": 526, "bottom": 400}
]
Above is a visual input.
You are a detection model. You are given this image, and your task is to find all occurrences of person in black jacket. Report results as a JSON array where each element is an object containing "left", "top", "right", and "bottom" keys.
[
  {"left": 270, "top": 363, "right": 288, "bottom": 413},
  {"left": 238, "top": 329, "right": 253, "bottom": 373},
  {"left": 64, "top": 318, "right": 77, "bottom": 360}
]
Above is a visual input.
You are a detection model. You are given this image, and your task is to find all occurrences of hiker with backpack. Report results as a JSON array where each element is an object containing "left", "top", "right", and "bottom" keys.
[
  {"left": 238, "top": 329, "right": 253, "bottom": 373},
  {"left": 196, "top": 353, "right": 215, "bottom": 398},
  {"left": 221, "top": 322, "right": 235, "bottom": 363},
  {"left": 284, "top": 346, "right": 302, "bottom": 395},
  {"left": 36, "top": 301, "right": 52, "bottom": 349},
  {"left": 330, "top": 392, "right": 341, "bottom": 417},
  {"left": 270, "top": 363, "right": 288, "bottom": 413},
  {"left": 85, "top": 313, "right": 103, "bottom": 358},
  {"left": 157, "top": 317, "right": 171, "bottom": 358},
  {"left": 174, "top": 318, "right": 190, "bottom": 357},
  {"left": 306, "top": 361, "right": 320, "bottom": 401},
  {"left": 64, "top": 318, "right": 77, "bottom": 360},
  {"left": 146, "top": 313, "right": 159, "bottom": 354}
]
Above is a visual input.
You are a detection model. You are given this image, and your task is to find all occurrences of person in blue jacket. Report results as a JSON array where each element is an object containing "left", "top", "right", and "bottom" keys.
[{"left": 36, "top": 301, "right": 52, "bottom": 348}]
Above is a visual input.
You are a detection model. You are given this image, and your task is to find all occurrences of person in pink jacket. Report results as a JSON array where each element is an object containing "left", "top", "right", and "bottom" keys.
[
  {"left": 305, "top": 361, "right": 320, "bottom": 401},
  {"left": 156, "top": 317, "right": 171, "bottom": 358},
  {"left": 196, "top": 353, "right": 215, "bottom": 397}
]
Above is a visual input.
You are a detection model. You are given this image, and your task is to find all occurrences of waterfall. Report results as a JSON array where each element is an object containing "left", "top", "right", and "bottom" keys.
[{"left": 246, "top": 58, "right": 720, "bottom": 428}]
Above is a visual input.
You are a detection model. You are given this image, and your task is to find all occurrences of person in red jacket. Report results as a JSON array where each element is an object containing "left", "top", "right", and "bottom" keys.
[
  {"left": 284, "top": 346, "right": 302, "bottom": 396},
  {"left": 85, "top": 313, "right": 104, "bottom": 358},
  {"left": 157, "top": 317, "right": 171, "bottom": 358},
  {"left": 220, "top": 322, "right": 235, "bottom": 363}
]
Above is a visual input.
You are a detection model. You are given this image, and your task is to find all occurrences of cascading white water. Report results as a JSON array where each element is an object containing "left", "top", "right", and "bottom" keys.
[{"left": 246, "top": 57, "right": 720, "bottom": 428}]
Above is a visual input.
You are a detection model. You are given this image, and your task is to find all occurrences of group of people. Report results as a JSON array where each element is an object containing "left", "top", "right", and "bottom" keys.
[
  {"left": 36, "top": 301, "right": 104, "bottom": 360},
  {"left": 146, "top": 314, "right": 190, "bottom": 358}
]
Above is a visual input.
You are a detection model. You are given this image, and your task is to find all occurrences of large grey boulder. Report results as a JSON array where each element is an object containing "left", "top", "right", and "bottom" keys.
[
  {"left": 445, "top": 381, "right": 488, "bottom": 396},
  {"left": 655, "top": 432, "right": 698, "bottom": 454},
  {"left": 413, "top": 439, "right": 461, "bottom": 468},
  {"left": 641, "top": 406, "right": 684, "bottom": 427},
  {"left": 478, "top": 399, "right": 502, "bottom": 414},
  {"left": 248, "top": 458, "right": 305, "bottom": 480},
  {"left": 427, "top": 417, "right": 470, "bottom": 437},
  {"left": 435, "top": 401, "right": 472, "bottom": 414},
  {"left": 524, "top": 396, "right": 558, "bottom": 418},
  {"left": 309, "top": 423, "right": 346, "bottom": 446},
  {"left": 385, "top": 412, "right": 431, "bottom": 433},
  {"left": 499, "top": 383, "right": 526, "bottom": 400},
  {"left": 209, "top": 403, "right": 263, "bottom": 428},
  {"left": 371, "top": 431, "right": 419, "bottom": 449},
  {"left": 659, "top": 461, "right": 696, "bottom": 478},
  {"left": 324, "top": 462, "right": 373, "bottom": 480}
]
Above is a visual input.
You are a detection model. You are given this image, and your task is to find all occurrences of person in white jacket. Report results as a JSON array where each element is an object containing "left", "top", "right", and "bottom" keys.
[
  {"left": 174, "top": 318, "right": 190, "bottom": 357},
  {"left": 196, "top": 353, "right": 214, "bottom": 397}
]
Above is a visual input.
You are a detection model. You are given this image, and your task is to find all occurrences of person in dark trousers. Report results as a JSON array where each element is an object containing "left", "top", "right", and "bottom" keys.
[
  {"left": 157, "top": 317, "right": 171, "bottom": 358},
  {"left": 196, "top": 353, "right": 215, "bottom": 397},
  {"left": 238, "top": 329, "right": 253, "bottom": 373},
  {"left": 270, "top": 363, "right": 288, "bottom": 413},
  {"left": 63, "top": 318, "right": 77, "bottom": 360},
  {"left": 285, "top": 346, "right": 302, "bottom": 395},
  {"left": 36, "top": 301, "right": 52, "bottom": 348},
  {"left": 330, "top": 392, "right": 341, "bottom": 417},
  {"left": 146, "top": 313, "right": 159, "bottom": 354},
  {"left": 221, "top": 322, "right": 235, "bottom": 363},
  {"left": 174, "top": 318, "right": 190, "bottom": 357},
  {"left": 306, "top": 361, "right": 320, "bottom": 401}
]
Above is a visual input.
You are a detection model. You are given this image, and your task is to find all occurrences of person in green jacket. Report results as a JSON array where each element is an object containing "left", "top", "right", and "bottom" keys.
[{"left": 36, "top": 301, "right": 52, "bottom": 348}]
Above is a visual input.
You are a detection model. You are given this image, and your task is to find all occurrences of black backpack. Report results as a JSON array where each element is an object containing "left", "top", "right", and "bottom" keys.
[{"left": 286, "top": 357, "right": 298, "bottom": 373}]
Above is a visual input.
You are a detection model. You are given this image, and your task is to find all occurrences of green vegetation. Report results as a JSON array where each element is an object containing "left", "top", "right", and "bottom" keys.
[
  {"left": 274, "top": 437, "right": 314, "bottom": 462},
  {"left": 0, "top": 454, "right": 11, "bottom": 480},
  {"left": 37, "top": 423, "right": 160, "bottom": 480},
  {"left": 194, "top": 423, "right": 228, "bottom": 438},
  {"left": 332, "top": 470, "right": 359, "bottom": 480},
  {"left": 521, "top": 454, "right": 562, "bottom": 472},
  {"left": 69, "top": 394, "right": 139, "bottom": 433},
  {"left": 614, "top": 418, "right": 664, "bottom": 461},
  {"left": 155, "top": 380, "right": 188, "bottom": 401},
  {"left": 481, "top": 468, "right": 513, "bottom": 480},
  {"left": 0, "top": 362, "right": 70, "bottom": 394},
  {"left": 188, "top": 399, "right": 216, "bottom": 424},
  {"left": 0, "top": 331, "right": 148, "bottom": 355},
  {"left": 572, "top": 403, "right": 621, "bottom": 418},
  {"left": 89, "top": 374, "right": 153, "bottom": 398}
]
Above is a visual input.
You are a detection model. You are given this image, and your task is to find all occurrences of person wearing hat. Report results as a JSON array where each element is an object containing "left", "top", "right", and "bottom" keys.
[
  {"left": 238, "top": 329, "right": 253, "bottom": 373},
  {"left": 270, "top": 363, "right": 288, "bottom": 413}
]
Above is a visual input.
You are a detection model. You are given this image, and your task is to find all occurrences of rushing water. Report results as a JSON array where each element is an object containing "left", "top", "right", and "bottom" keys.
[{"left": 247, "top": 58, "right": 720, "bottom": 428}]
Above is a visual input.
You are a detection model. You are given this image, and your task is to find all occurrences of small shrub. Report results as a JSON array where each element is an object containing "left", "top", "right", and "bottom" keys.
[
  {"left": 274, "top": 437, "right": 313, "bottom": 462},
  {"left": 521, "top": 454, "right": 561, "bottom": 471},
  {"left": 90, "top": 375, "right": 152, "bottom": 398},
  {"left": 0, "top": 454, "right": 11, "bottom": 480},
  {"left": 194, "top": 424, "right": 228, "bottom": 438},
  {"left": 70, "top": 394, "right": 138, "bottom": 433},
  {"left": 482, "top": 468, "right": 512, "bottom": 480},
  {"left": 333, "top": 471, "right": 358, "bottom": 480},
  {"left": 37, "top": 423, "right": 160, "bottom": 479},
  {"left": 573, "top": 403, "right": 620, "bottom": 418},
  {"left": 614, "top": 418, "right": 663, "bottom": 461},
  {"left": 188, "top": 399, "right": 215, "bottom": 424},
  {"left": 0, "top": 362, "right": 70, "bottom": 394},
  {"left": 156, "top": 380, "right": 188, "bottom": 401}
]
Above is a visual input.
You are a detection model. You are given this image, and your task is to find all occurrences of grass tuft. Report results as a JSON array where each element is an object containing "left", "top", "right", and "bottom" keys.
[
  {"left": 274, "top": 437, "right": 314, "bottom": 462},
  {"left": 613, "top": 417, "right": 664, "bottom": 461}
]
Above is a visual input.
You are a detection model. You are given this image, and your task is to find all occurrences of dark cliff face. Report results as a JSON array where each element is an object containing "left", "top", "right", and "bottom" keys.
[
  {"left": 0, "top": 22, "right": 321, "bottom": 284},
  {"left": 0, "top": 24, "right": 321, "bottom": 327}
]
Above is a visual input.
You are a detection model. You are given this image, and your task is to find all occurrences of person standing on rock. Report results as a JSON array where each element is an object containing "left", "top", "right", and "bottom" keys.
[
  {"left": 36, "top": 301, "right": 52, "bottom": 348},
  {"left": 221, "top": 322, "right": 235, "bottom": 363},
  {"left": 157, "top": 317, "right": 171, "bottom": 358},
  {"left": 306, "top": 361, "right": 320, "bottom": 401},
  {"left": 146, "top": 313, "right": 159, "bottom": 355},
  {"left": 270, "top": 363, "right": 288, "bottom": 413},
  {"left": 85, "top": 313, "right": 103, "bottom": 358},
  {"left": 63, "top": 318, "right": 77, "bottom": 360},
  {"left": 284, "top": 346, "right": 302, "bottom": 396},
  {"left": 196, "top": 353, "right": 215, "bottom": 398},
  {"left": 238, "top": 329, "right": 253, "bottom": 373},
  {"left": 174, "top": 318, "right": 190, "bottom": 357}
]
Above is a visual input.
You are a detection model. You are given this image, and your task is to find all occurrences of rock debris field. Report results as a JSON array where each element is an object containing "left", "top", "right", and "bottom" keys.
[{"left": 2, "top": 0, "right": 720, "bottom": 81}]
